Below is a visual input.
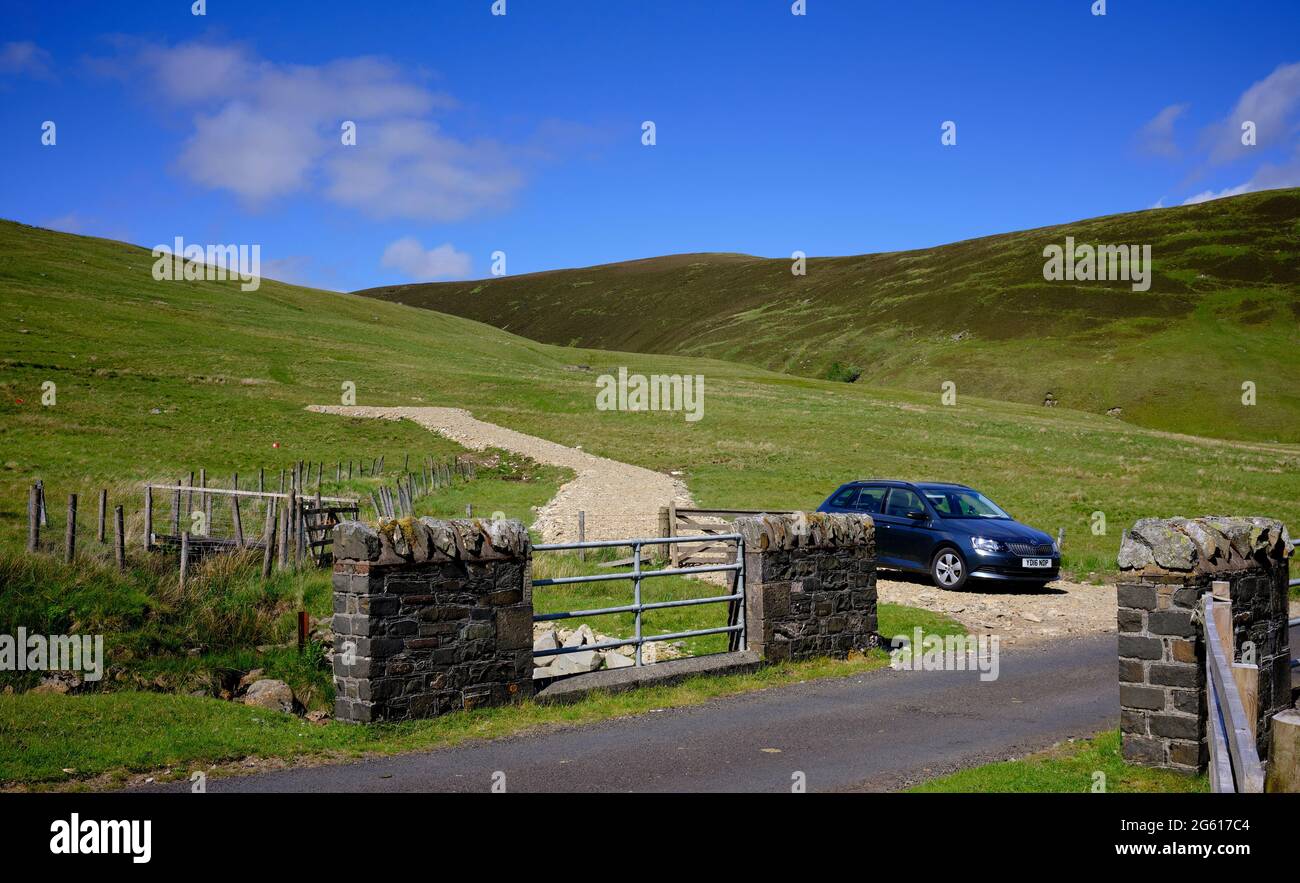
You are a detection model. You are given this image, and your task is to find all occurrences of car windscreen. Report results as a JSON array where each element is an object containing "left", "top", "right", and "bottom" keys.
[{"left": 922, "top": 488, "right": 1010, "bottom": 519}]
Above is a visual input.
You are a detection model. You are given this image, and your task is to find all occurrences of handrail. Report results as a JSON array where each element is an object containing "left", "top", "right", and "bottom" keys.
[{"left": 1203, "top": 592, "right": 1265, "bottom": 793}]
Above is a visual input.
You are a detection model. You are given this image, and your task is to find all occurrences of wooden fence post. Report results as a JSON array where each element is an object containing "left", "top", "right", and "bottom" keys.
[
  {"left": 113, "top": 506, "right": 125, "bottom": 571},
  {"left": 36, "top": 479, "right": 47, "bottom": 526},
  {"left": 97, "top": 488, "right": 107, "bottom": 544},
  {"left": 144, "top": 485, "right": 153, "bottom": 550},
  {"left": 278, "top": 503, "right": 290, "bottom": 570},
  {"left": 286, "top": 489, "right": 298, "bottom": 566},
  {"left": 179, "top": 531, "right": 189, "bottom": 588},
  {"left": 1266, "top": 709, "right": 1300, "bottom": 793},
  {"left": 259, "top": 467, "right": 265, "bottom": 493},
  {"left": 64, "top": 493, "right": 77, "bottom": 564},
  {"left": 262, "top": 499, "right": 277, "bottom": 579},
  {"left": 172, "top": 486, "right": 181, "bottom": 535},
  {"left": 657, "top": 506, "right": 670, "bottom": 563},
  {"left": 200, "top": 468, "right": 209, "bottom": 527},
  {"left": 27, "top": 484, "right": 39, "bottom": 552},
  {"left": 231, "top": 493, "right": 244, "bottom": 547},
  {"left": 668, "top": 502, "right": 679, "bottom": 567}
]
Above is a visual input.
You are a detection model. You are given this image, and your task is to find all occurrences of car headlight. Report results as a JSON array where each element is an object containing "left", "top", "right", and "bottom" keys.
[{"left": 971, "top": 537, "right": 1004, "bottom": 553}]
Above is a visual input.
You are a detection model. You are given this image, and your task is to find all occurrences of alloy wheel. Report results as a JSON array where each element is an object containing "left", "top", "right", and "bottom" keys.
[{"left": 935, "top": 551, "right": 963, "bottom": 587}]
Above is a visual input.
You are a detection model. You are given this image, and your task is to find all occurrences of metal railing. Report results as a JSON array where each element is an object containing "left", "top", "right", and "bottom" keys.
[{"left": 532, "top": 534, "right": 745, "bottom": 667}]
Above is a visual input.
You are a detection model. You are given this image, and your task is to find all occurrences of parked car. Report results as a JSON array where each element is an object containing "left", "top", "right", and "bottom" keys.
[{"left": 816, "top": 479, "right": 1059, "bottom": 590}]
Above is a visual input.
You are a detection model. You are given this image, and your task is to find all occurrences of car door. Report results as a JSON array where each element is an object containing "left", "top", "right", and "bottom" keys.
[
  {"left": 879, "top": 487, "right": 933, "bottom": 570},
  {"left": 855, "top": 485, "right": 907, "bottom": 569}
]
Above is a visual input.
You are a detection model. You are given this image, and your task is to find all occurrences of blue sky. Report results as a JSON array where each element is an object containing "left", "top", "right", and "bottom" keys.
[{"left": 1, "top": 0, "right": 1298, "bottom": 290}]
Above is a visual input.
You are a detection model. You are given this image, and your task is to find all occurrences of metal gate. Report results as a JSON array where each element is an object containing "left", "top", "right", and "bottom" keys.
[{"left": 532, "top": 534, "right": 745, "bottom": 667}]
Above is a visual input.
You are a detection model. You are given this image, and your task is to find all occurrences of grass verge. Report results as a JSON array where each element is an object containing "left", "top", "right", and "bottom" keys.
[{"left": 907, "top": 730, "right": 1208, "bottom": 793}]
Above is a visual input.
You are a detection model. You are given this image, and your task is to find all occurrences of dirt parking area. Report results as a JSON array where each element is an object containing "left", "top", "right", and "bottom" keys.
[{"left": 876, "top": 573, "right": 1117, "bottom": 646}]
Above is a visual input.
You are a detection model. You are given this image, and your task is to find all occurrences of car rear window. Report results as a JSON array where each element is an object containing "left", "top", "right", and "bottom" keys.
[
  {"left": 853, "top": 487, "right": 886, "bottom": 513},
  {"left": 829, "top": 486, "right": 858, "bottom": 507},
  {"left": 884, "top": 488, "right": 924, "bottom": 516}
]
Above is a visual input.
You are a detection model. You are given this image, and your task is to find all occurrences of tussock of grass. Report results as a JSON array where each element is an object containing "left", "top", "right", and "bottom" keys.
[{"left": 0, "top": 548, "right": 329, "bottom": 694}]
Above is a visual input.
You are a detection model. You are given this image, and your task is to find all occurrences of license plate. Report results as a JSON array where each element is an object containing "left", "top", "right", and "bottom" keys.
[{"left": 1022, "top": 558, "right": 1052, "bottom": 568}]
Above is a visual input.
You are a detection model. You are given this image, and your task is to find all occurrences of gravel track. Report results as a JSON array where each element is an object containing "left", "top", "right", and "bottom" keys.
[{"left": 307, "top": 405, "right": 690, "bottom": 542}]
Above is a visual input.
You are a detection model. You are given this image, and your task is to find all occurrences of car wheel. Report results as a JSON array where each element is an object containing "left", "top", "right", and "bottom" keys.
[{"left": 930, "top": 547, "right": 968, "bottom": 590}]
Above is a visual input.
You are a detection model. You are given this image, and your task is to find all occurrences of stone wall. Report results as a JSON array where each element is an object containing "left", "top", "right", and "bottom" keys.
[
  {"left": 331, "top": 517, "right": 534, "bottom": 723},
  {"left": 1116, "top": 516, "right": 1292, "bottom": 772},
  {"left": 736, "top": 513, "right": 878, "bottom": 663}
]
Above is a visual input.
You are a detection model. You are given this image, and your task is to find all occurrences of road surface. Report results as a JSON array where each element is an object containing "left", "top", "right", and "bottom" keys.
[{"left": 150, "top": 632, "right": 1119, "bottom": 793}]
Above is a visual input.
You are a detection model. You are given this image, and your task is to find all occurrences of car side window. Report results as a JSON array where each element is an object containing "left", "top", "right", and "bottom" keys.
[
  {"left": 925, "top": 492, "right": 953, "bottom": 516},
  {"left": 884, "top": 488, "right": 924, "bottom": 517},
  {"left": 829, "top": 486, "right": 858, "bottom": 508},
  {"left": 853, "top": 486, "right": 886, "bottom": 513}
]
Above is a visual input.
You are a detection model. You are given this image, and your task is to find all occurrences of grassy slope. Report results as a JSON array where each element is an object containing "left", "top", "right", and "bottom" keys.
[
  {"left": 2, "top": 218, "right": 1299, "bottom": 575},
  {"left": 356, "top": 188, "right": 1300, "bottom": 444}
]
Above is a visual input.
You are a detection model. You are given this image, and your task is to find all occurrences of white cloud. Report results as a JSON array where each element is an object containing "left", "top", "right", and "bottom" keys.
[
  {"left": 42, "top": 211, "right": 130, "bottom": 241},
  {"left": 1144, "top": 61, "right": 1300, "bottom": 205},
  {"left": 0, "top": 41, "right": 53, "bottom": 79},
  {"left": 380, "top": 238, "right": 472, "bottom": 281},
  {"left": 1202, "top": 61, "right": 1300, "bottom": 164},
  {"left": 1136, "top": 103, "right": 1188, "bottom": 158},
  {"left": 1182, "top": 144, "right": 1300, "bottom": 204},
  {"left": 101, "top": 41, "right": 520, "bottom": 219},
  {"left": 326, "top": 120, "right": 523, "bottom": 222},
  {"left": 261, "top": 255, "right": 316, "bottom": 287}
]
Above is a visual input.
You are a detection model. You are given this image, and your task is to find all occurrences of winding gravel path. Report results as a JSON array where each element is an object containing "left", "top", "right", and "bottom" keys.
[{"left": 307, "top": 405, "right": 690, "bottom": 542}]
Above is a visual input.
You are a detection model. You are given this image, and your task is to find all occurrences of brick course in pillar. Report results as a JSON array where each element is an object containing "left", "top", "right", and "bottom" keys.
[
  {"left": 736, "top": 513, "right": 879, "bottom": 663},
  {"left": 1116, "top": 517, "right": 1292, "bottom": 773},
  {"left": 331, "top": 517, "right": 533, "bottom": 723}
]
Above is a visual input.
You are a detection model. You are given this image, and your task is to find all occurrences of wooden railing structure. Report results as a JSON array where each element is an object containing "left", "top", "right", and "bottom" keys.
[
  {"left": 1203, "top": 577, "right": 1300, "bottom": 793},
  {"left": 659, "top": 505, "right": 795, "bottom": 567},
  {"left": 144, "top": 483, "right": 359, "bottom": 568}
]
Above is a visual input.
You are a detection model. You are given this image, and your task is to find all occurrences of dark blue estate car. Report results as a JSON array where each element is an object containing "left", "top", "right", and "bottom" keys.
[{"left": 817, "top": 479, "right": 1059, "bottom": 590}]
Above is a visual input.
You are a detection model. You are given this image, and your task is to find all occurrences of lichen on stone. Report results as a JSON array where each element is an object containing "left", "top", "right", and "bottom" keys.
[{"left": 1116, "top": 516, "right": 1291, "bottom": 573}]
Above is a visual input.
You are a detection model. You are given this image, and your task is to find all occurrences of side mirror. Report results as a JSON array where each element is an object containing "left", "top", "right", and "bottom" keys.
[{"left": 905, "top": 510, "right": 928, "bottom": 521}]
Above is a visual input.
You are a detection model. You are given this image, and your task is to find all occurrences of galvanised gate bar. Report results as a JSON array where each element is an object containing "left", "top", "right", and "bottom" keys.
[{"left": 531, "top": 534, "right": 746, "bottom": 666}]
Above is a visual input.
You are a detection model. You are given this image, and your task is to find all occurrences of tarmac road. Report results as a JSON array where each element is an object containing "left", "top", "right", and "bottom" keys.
[{"left": 148, "top": 632, "right": 1121, "bottom": 793}]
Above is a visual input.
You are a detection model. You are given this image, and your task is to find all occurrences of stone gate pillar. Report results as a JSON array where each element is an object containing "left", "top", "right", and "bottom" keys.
[
  {"left": 1116, "top": 516, "right": 1292, "bottom": 772},
  {"left": 331, "top": 517, "right": 534, "bottom": 723},
  {"left": 734, "top": 512, "right": 879, "bottom": 663}
]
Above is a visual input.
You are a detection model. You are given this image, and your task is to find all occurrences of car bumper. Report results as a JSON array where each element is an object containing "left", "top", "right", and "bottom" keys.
[{"left": 968, "top": 552, "right": 1060, "bottom": 581}]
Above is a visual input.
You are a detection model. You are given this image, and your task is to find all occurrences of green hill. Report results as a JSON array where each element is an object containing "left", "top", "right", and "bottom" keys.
[
  {"left": 355, "top": 188, "right": 1300, "bottom": 444},
  {"left": 2, "top": 218, "right": 1299, "bottom": 572}
]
